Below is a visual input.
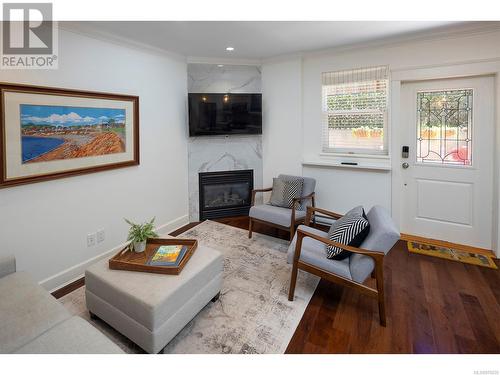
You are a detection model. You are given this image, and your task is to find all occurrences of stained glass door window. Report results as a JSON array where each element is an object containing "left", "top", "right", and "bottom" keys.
[{"left": 416, "top": 89, "right": 473, "bottom": 166}]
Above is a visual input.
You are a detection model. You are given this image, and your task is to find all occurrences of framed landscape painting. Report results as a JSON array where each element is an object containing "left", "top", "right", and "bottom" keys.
[{"left": 0, "top": 83, "right": 139, "bottom": 188}]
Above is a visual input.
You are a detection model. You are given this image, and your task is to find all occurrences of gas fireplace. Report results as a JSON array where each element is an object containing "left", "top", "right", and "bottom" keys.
[{"left": 198, "top": 170, "right": 253, "bottom": 220}]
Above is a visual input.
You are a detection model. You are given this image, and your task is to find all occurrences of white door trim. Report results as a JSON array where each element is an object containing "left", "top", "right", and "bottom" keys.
[{"left": 390, "top": 60, "right": 500, "bottom": 256}]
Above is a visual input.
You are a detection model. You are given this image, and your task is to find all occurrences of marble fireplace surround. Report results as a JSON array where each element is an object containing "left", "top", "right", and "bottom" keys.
[
  {"left": 187, "top": 63, "right": 263, "bottom": 221},
  {"left": 188, "top": 135, "right": 263, "bottom": 221}
]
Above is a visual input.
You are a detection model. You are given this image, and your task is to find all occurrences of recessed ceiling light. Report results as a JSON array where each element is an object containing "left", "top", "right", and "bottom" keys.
[
  {"left": 217, "top": 64, "right": 224, "bottom": 67},
  {"left": 225, "top": 47, "right": 234, "bottom": 51}
]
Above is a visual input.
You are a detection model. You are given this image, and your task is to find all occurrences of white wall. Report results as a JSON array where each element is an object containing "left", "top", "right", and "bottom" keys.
[
  {"left": 262, "top": 28, "right": 500, "bottom": 222},
  {"left": 262, "top": 28, "right": 500, "bottom": 255},
  {"left": 301, "top": 29, "right": 500, "bottom": 164},
  {"left": 261, "top": 58, "right": 303, "bottom": 188},
  {"left": 0, "top": 28, "right": 189, "bottom": 290}
]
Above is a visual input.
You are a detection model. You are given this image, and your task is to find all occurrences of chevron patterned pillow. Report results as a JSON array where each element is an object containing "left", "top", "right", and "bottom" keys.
[
  {"left": 281, "top": 177, "right": 304, "bottom": 209},
  {"left": 326, "top": 206, "right": 370, "bottom": 260}
]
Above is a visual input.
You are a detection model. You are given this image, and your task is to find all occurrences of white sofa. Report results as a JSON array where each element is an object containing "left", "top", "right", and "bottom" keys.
[{"left": 0, "top": 255, "right": 123, "bottom": 354}]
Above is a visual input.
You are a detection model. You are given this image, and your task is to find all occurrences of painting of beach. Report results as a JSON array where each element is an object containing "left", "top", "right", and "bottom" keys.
[
  {"left": 1, "top": 83, "right": 138, "bottom": 188},
  {"left": 21, "top": 104, "right": 126, "bottom": 163}
]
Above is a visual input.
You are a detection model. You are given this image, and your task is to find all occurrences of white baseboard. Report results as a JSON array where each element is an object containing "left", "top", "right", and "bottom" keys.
[
  {"left": 155, "top": 214, "right": 189, "bottom": 236},
  {"left": 39, "top": 214, "right": 190, "bottom": 293}
]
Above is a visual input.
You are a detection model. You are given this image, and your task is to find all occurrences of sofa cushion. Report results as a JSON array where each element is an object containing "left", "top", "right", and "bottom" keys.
[
  {"left": 250, "top": 204, "right": 306, "bottom": 228},
  {"left": 14, "top": 316, "right": 123, "bottom": 354},
  {"left": 85, "top": 245, "right": 223, "bottom": 331},
  {"left": 287, "top": 225, "right": 352, "bottom": 280},
  {"left": 0, "top": 272, "right": 71, "bottom": 353}
]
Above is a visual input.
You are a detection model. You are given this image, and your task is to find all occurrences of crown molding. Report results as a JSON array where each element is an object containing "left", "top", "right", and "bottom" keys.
[
  {"left": 259, "top": 53, "right": 303, "bottom": 65},
  {"left": 59, "top": 22, "right": 187, "bottom": 62},
  {"left": 299, "top": 22, "right": 500, "bottom": 60},
  {"left": 59, "top": 21, "right": 500, "bottom": 65},
  {"left": 186, "top": 56, "right": 261, "bottom": 66}
]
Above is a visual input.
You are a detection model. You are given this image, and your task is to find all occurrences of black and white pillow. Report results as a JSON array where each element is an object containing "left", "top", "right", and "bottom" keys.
[
  {"left": 282, "top": 177, "right": 304, "bottom": 209},
  {"left": 326, "top": 206, "right": 370, "bottom": 260},
  {"left": 268, "top": 176, "right": 304, "bottom": 209}
]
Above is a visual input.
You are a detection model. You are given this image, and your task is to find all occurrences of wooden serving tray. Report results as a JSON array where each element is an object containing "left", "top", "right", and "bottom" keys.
[{"left": 109, "top": 238, "right": 197, "bottom": 275}]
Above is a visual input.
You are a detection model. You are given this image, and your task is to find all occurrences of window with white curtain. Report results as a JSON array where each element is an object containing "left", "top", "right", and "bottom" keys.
[{"left": 322, "top": 65, "right": 389, "bottom": 155}]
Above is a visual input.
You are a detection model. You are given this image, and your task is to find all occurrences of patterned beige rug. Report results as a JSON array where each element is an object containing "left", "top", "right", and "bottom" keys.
[{"left": 60, "top": 220, "right": 319, "bottom": 354}]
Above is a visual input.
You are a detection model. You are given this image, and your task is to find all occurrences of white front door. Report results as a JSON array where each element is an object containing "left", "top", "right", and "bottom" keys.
[{"left": 399, "top": 76, "right": 495, "bottom": 249}]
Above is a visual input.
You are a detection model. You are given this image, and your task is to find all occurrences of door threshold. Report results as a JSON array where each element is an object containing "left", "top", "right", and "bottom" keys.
[{"left": 400, "top": 233, "right": 496, "bottom": 258}]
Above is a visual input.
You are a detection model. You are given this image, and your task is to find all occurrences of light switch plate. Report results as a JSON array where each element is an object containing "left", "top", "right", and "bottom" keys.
[{"left": 97, "top": 229, "right": 105, "bottom": 243}]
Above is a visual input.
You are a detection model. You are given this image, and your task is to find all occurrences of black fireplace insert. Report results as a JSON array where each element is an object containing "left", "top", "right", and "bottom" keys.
[{"left": 199, "top": 169, "right": 254, "bottom": 220}]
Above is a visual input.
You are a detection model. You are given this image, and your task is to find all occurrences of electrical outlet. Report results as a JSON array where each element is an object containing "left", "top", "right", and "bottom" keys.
[
  {"left": 97, "top": 229, "right": 105, "bottom": 243},
  {"left": 87, "top": 233, "right": 97, "bottom": 247}
]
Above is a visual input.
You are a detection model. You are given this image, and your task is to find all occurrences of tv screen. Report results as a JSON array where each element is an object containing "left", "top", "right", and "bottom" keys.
[{"left": 188, "top": 93, "right": 262, "bottom": 136}]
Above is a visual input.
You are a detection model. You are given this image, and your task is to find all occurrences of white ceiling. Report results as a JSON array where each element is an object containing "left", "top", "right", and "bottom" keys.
[{"left": 64, "top": 21, "right": 479, "bottom": 60}]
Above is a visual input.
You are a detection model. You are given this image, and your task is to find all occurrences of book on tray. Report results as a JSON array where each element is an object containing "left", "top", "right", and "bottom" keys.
[{"left": 148, "top": 245, "right": 188, "bottom": 267}]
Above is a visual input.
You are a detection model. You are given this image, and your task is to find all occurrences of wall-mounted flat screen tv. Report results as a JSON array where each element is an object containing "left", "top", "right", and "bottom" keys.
[{"left": 188, "top": 93, "right": 262, "bottom": 136}]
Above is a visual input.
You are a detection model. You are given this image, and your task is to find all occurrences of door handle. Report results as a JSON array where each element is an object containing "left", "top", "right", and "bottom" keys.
[{"left": 402, "top": 162, "right": 409, "bottom": 169}]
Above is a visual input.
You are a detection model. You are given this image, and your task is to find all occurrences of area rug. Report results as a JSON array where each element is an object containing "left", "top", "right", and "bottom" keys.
[
  {"left": 59, "top": 220, "right": 320, "bottom": 353},
  {"left": 407, "top": 241, "right": 498, "bottom": 269}
]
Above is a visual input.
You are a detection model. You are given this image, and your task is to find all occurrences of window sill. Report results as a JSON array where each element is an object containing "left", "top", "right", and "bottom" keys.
[
  {"left": 302, "top": 159, "right": 392, "bottom": 171},
  {"left": 319, "top": 152, "right": 390, "bottom": 160}
]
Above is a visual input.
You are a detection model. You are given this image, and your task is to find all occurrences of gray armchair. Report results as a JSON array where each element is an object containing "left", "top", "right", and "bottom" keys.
[
  {"left": 248, "top": 174, "right": 316, "bottom": 241},
  {"left": 287, "top": 205, "right": 400, "bottom": 326}
]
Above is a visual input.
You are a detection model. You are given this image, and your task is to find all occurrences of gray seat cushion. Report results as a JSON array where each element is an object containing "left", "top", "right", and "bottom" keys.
[
  {"left": 250, "top": 204, "right": 306, "bottom": 228},
  {"left": 287, "top": 225, "right": 352, "bottom": 280},
  {"left": 279, "top": 174, "right": 316, "bottom": 210},
  {"left": 0, "top": 272, "right": 71, "bottom": 353},
  {"left": 15, "top": 316, "right": 123, "bottom": 354},
  {"left": 349, "top": 253, "right": 375, "bottom": 284},
  {"left": 85, "top": 246, "right": 223, "bottom": 331}
]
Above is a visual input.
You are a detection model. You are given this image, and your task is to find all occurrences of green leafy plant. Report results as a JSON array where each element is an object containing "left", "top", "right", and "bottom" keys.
[{"left": 124, "top": 217, "right": 159, "bottom": 244}]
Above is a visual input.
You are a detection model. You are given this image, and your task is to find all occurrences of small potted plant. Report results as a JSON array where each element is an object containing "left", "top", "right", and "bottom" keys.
[{"left": 124, "top": 217, "right": 159, "bottom": 253}]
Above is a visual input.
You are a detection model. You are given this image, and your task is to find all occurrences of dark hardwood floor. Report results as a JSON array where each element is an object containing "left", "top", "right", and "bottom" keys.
[
  {"left": 174, "top": 216, "right": 500, "bottom": 354},
  {"left": 52, "top": 215, "right": 500, "bottom": 353}
]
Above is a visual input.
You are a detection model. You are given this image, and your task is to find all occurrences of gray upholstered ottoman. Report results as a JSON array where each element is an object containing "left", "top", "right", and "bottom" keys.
[{"left": 85, "top": 245, "right": 223, "bottom": 353}]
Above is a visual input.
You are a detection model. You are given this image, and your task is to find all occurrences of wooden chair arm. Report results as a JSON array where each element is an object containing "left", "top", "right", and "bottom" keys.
[
  {"left": 291, "top": 192, "right": 315, "bottom": 204},
  {"left": 304, "top": 205, "right": 342, "bottom": 226},
  {"left": 252, "top": 187, "right": 273, "bottom": 193},
  {"left": 251, "top": 187, "right": 273, "bottom": 206},
  {"left": 295, "top": 227, "right": 385, "bottom": 261},
  {"left": 290, "top": 192, "right": 316, "bottom": 228},
  {"left": 306, "top": 206, "right": 343, "bottom": 219}
]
